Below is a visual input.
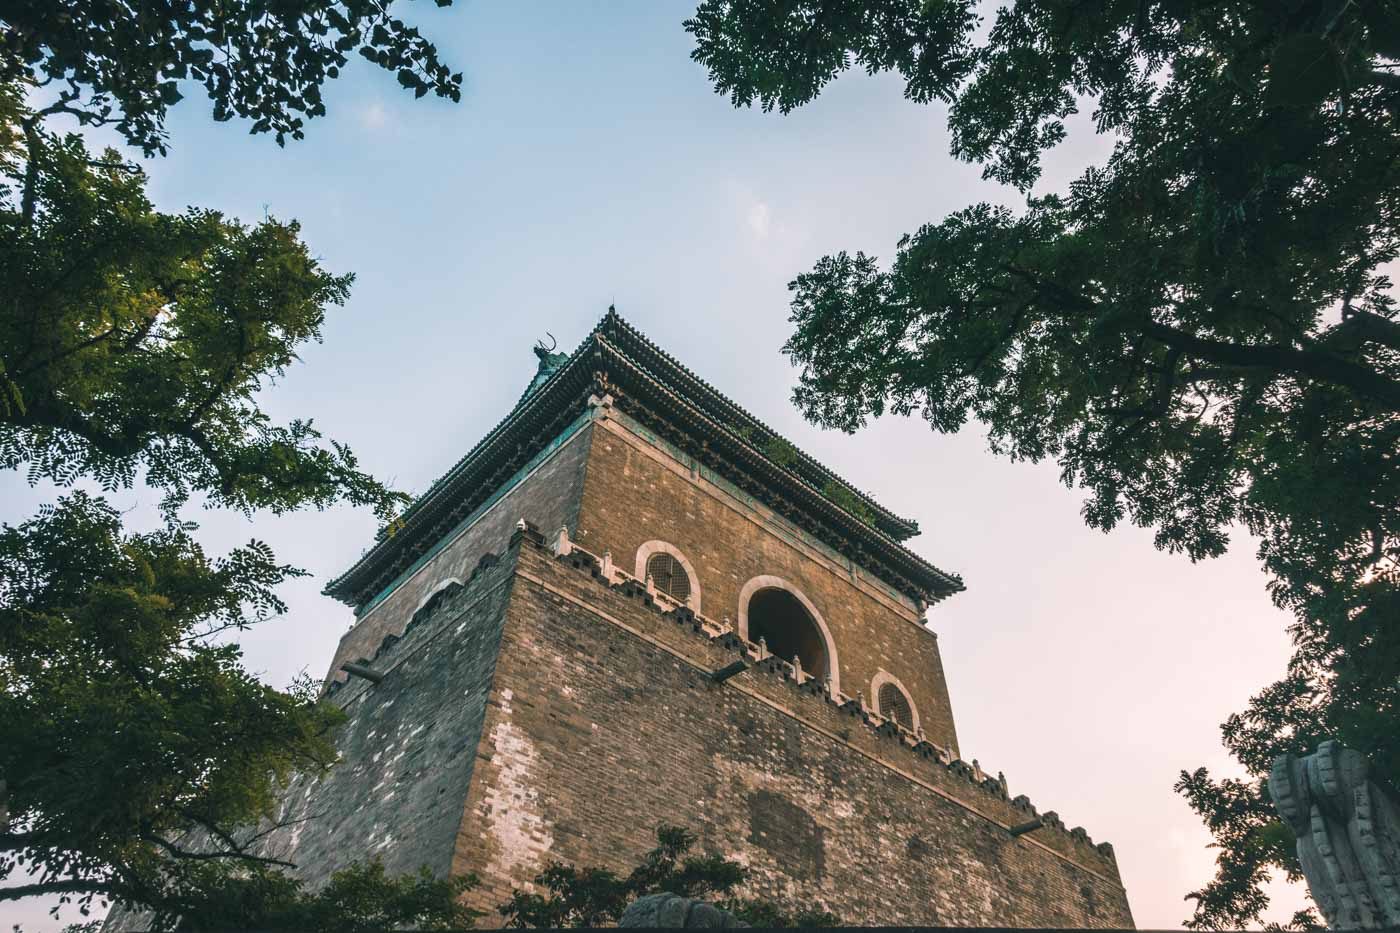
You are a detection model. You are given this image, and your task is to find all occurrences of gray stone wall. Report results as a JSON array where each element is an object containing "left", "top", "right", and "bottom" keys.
[
  {"left": 324, "top": 418, "right": 594, "bottom": 686},
  {"left": 260, "top": 551, "right": 517, "bottom": 886},
  {"left": 101, "top": 552, "right": 520, "bottom": 933}
]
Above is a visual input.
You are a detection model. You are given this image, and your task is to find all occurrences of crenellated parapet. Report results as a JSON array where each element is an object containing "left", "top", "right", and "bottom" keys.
[
  {"left": 522, "top": 521, "right": 1119, "bottom": 874},
  {"left": 330, "top": 518, "right": 1120, "bottom": 878},
  {"left": 325, "top": 548, "right": 508, "bottom": 703}
]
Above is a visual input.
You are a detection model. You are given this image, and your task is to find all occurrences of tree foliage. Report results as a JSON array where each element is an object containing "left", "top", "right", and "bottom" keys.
[
  {"left": 499, "top": 824, "right": 839, "bottom": 928},
  {"left": 688, "top": 1, "right": 1400, "bottom": 927},
  {"left": 0, "top": 496, "right": 475, "bottom": 927},
  {"left": 0, "top": 87, "right": 406, "bottom": 523},
  {"left": 1, "top": 0, "right": 462, "bottom": 155},
  {"left": 1, "top": 0, "right": 462, "bottom": 921},
  {"left": 0, "top": 493, "right": 340, "bottom": 917},
  {"left": 144, "top": 860, "right": 481, "bottom": 931}
]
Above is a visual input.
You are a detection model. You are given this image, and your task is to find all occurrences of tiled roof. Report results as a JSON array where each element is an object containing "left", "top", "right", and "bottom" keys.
[{"left": 324, "top": 309, "right": 964, "bottom": 609}]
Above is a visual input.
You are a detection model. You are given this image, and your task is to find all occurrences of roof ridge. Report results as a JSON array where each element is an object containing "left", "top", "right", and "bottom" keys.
[
  {"left": 372, "top": 325, "right": 598, "bottom": 541},
  {"left": 591, "top": 331, "right": 961, "bottom": 591},
  {"left": 325, "top": 308, "right": 960, "bottom": 607},
  {"left": 596, "top": 310, "right": 920, "bottom": 538}
]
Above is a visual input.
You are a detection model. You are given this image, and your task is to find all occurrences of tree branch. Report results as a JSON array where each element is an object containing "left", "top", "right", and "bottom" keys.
[
  {"left": 1325, "top": 309, "right": 1400, "bottom": 353},
  {"left": 19, "top": 116, "right": 41, "bottom": 226},
  {"left": 1154, "top": 346, "right": 1184, "bottom": 413},
  {"left": 143, "top": 832, "right": 295, "bottom": 868},
  {"left": 1142, "top": 321, "right": 1400, "bottom": 409},
  {"left": 10, "top": 322, "right": 126, "bottom": 379},
  {"left": 0, "top": 878, "right": 125, "bottom": 902},
  {"left": 11, "top": 396, "right": 152, "bottom": 459},
  {"left": 34, "top": 99, "right": 116, "bottom": 128},
  {"left": 1000, "top": 264, "right": 1400, "bottom": 407}
]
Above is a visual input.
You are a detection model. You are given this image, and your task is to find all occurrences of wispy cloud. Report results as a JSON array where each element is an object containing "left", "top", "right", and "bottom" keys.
[
  {"left": 725, "top": 181, "right": 803, "bottom": 257},
  {"left": 747, "top": 201, "right": 771, "bottom": 239},
  {"left": 359, "top": 101, "right": 389, "bottom": 131}
]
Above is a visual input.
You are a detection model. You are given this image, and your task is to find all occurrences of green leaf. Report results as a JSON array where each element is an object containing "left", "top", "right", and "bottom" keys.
[
  {"left": 1264, "top": 34, "right": 1342, "bottom": 110},
  {"left": 1363, "top": 8, "right": 1400, "bottom": 59},
  {"left": 0, "top": 0, "right": 461, "bottom": 152}
]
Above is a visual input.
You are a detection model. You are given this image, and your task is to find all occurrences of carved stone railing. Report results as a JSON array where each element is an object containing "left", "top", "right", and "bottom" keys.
[{"left": 1271, "top": 740, "right": 1400, "bottom": 929}]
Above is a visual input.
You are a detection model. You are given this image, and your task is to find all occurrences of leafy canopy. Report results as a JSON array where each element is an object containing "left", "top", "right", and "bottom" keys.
[
  {"left": 499, "top": 824, "right": 839, "bottom": 929},
  {"left": 0, "top": 493, "right": 339, "bottom": 919},
  {"left": 0, "top": 0, "right": 463, "bottom": 154},
  {"left": 0, "top": 102, "right": 405, "bottom": 522},
  {"left": 688, "top": 1, "right": 1400, "bottom": 928},
  {"left": 1, "top": 0, "right": 464, "bottom": 920},
  {"left": 145, "top": 860, "right": 481, "bottom": 931}
]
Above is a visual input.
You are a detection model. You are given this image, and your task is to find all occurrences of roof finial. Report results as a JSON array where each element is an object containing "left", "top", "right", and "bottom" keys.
[{"left": 533, "top": 331, "right": 558, "bottom": 361}]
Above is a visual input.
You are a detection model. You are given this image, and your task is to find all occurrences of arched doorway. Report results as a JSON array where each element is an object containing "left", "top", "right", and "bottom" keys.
[
  {"left": 737, "top": 576, "right": 840, "bottom": 695},
  {"left": 748, "top": 587, "right": 827, "bottom": 676}
]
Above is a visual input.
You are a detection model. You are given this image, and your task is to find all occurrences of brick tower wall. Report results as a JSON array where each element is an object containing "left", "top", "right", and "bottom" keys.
[
  {"left": 453, "top": 538, "right": 1132, "bottom": 928},
  {"left": 107, "top": 550, "right": 524, "bottom": 932},
  {"left": 323, "top": 417, "right": 596, "bottom": 686},
  {"left": 259, "top": 553, "right": 519, "bottom": 887},
  {"left": 574, "top": 409, "right": 959, "bottom": 753},
  {"left": 285, "top": 399, "right": 1132, "bottom": 927}
]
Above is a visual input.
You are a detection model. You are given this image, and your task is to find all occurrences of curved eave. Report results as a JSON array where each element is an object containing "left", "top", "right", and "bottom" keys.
[
  {"left": 597, "top": 312, "right": 920, "bottom": 541},
  {"left": 323, "top": 345, "right": 598, "bottom": 606},
  {"left": 593, "top": 334, "right": 962, "bottom": 603},
  {"left": 325, "top": 313, "right": 963, "bottom": 609}
]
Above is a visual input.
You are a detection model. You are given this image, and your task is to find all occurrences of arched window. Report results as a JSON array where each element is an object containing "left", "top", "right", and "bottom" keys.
[
  {"left": 738, "top": 576, "right": 840, "bottom": 695},
  {"left": 871, "top": 670, "right": 920, "bottom": 733},
  {"left": 635, "top": 541, "right": 701, "bottom": 611},
  {"left": 879, "top": 683, "right": 915, "bottom": 731},
  {"left": 646, "top": 552, "right": 691, "bottom": 603}
]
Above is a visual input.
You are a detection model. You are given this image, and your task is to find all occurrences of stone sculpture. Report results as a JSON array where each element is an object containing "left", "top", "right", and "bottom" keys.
[
  {"left": 1270, "top": 740, "right": 1400, "bottom": 929},
  {"left": 618, "top": 892, "right": 750, "bottom": 928}
]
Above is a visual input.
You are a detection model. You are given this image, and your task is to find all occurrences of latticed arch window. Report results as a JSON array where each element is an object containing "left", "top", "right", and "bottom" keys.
[
  {"left": 879, "top": 683, "right": 915, "bottom": 731},
  {"left": 646, "top": 552, "right": 691, "bottom": 603}
]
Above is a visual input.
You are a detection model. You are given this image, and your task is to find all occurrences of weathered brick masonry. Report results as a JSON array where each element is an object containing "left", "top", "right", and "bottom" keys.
[
  {"left": 263, "top": 553, "right": 518, "bottom": 885},
  {"left": 273, "top": 312, "right": 1135, "bottom": 928},
  {"left": 325, "top": 414, "right": 593, "bottom": 684},
  {"left": 450, "top": 536, "right": 1132, "bottom": 927},
  {"left": 575, "top": 413, "right": 961, "bottom": 754}
]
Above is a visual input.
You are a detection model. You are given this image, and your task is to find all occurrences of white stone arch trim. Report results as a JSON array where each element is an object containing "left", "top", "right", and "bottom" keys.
[
  {"left": 871, "top": 669, "right": 921, "bottom": 733},
  {"left": 634, "top": 540, "right": 701, "bottom": 613},
  {"left": 736, "top": 575, "right": 841, "bottom": 697},
  {"left": 412, "top": 576, "right": 465, "bottom": 616}
]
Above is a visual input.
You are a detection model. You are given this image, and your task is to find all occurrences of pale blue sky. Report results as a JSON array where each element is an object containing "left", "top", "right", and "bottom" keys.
[{"left": 3, "top": 3, "right": 1308, "bottom": 928}]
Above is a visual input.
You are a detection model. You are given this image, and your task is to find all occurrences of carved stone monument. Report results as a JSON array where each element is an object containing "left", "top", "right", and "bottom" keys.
[
  {"left": 619, "top": 893, "right": 749, "bottom": 928},
  {"left": 1270, "top": 740, "right": 1400, "bottom": 929}
]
